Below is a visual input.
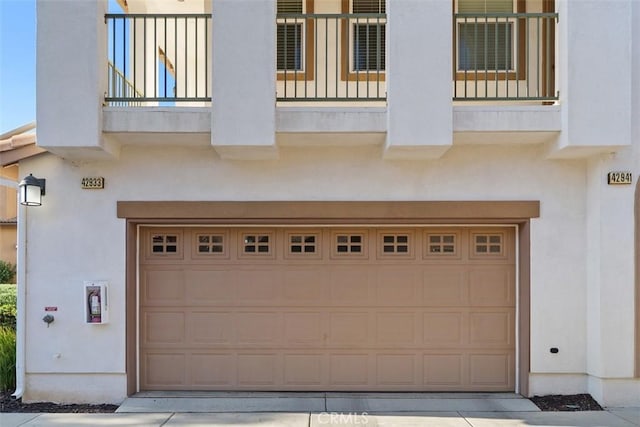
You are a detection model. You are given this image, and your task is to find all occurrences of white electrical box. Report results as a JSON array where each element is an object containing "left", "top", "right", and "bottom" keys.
[{"left": 84, "top": 281, "right": 109, "bottom": 324}]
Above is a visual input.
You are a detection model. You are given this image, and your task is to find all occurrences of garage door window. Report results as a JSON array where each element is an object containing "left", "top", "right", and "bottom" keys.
[
  {"left": 287, "top": 232, "right": 320, "bottom": 254},
  {"left": 337, "top": 234, "right": 362, "bottom": 253},
  {"left": 382, "top": 235, "right": 408, "bottom": 253},
  {"left": 473, "top": 233, "right": 503, "bottom": 255},
  {"left": 377, "top": 232, "right": 414, "bottom": 258},
  {"left": 332, "top": 232, "right": 367, "bottom": 258},
  {"left": 151, "top": 234, "right": 178, "bottom": 254},
  {"left": 196, "top": 234, "right": 226, "bottom": 255},
  {"left": 426, "top": 233, "right": 458, "bottom": 256},
  {"left": 242, "top": 233, "right": 273, "bottom": 256}
]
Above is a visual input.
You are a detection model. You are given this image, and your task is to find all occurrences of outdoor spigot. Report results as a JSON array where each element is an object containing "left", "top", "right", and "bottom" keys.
[{"left": 42, "top": 314, "right": 54, "bottom": 327}]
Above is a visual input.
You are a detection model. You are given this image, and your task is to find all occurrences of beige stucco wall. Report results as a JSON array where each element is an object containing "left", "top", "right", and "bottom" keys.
[
  {"left": 0, "top": 165, "right": 18, "bottom": 266},
  {"left": 0, "top": 225, "right": 17, "bottom": 267},
  {"left": 1, "top": 165, "right": 18, "bottom": 220}
]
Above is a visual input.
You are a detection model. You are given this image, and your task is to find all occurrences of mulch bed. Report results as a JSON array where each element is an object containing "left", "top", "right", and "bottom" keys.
[
  {"left": 2, "top": 390, "right": 602, "bottom": 413},
  {"left": 530, "top": 394, "right": 603, "bottom": 411},
  {"left": 0, "top": 391, "right": 118, "bottom": 413}
]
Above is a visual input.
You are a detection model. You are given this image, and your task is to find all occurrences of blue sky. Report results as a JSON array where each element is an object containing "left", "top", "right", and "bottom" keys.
[
  {"left": 0, "top": 0, "right": 125, "bottom": 135},
  {"left": 0, "top": 0, "right": 36, "bottom": 134}
]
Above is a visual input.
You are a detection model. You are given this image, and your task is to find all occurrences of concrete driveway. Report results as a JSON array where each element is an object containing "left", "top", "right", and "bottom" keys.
[{"left": 1, "top": 393, "right": 638, "bottom": 427}]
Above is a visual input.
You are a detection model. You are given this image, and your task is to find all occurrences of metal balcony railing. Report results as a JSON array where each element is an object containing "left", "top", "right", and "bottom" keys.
[
  {"left": 105, "top": 13, "right": 211, "bottom": 106},
  {"left": 107, "top": 62, "right": 143, "bottom": 106},
  {"left": 453, "top": 12, "right": 558, "bottom": 101},
  {"left": 276, "top": 13, "right": 386, "bottom": 102},
  {"left": 105, "top": 11, "right": 556, "bottom": 106}
]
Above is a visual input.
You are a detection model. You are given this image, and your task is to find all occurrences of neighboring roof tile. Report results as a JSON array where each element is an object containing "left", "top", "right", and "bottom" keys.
[{"left": 0, "top": 123, "right": 46, "bottom": 167}]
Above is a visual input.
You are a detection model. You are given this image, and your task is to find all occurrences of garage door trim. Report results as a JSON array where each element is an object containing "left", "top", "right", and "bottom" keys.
[{"left": 122, "top": 201, "right": 536, "bottom": 396}]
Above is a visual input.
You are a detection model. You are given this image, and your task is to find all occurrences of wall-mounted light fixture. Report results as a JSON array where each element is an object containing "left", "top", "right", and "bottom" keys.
[{"left": 19, "top": 174, "right": 46, "bottom": 207}]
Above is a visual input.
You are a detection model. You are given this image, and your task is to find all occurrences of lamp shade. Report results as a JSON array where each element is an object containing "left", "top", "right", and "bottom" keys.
[{"left": 19, "top": 174, "right": 46, "bottom": 207}]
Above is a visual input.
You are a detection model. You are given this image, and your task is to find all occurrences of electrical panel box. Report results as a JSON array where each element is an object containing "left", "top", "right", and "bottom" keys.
[{"left": 84, "top": 281, "right": 108, "bottom": 324}]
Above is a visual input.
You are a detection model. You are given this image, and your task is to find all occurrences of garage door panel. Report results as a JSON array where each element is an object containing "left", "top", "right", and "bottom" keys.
[
  {"left": 235, "top": 270, "right": 281, "bottom": 303},
  {"left": 469, "top": 311, "right": 514, "bottom": 346},
  {"left": 142, "top": 269, "right": 185, "bottom": 304},
  {"left": 330, "top": 354, "right": 370, "bottom": 385},
  {"left": 469, "top": 353, "right": 513, "bottom": 388},
  {"left": 376, "top": 354, "right": 417, "bottom": 385},
  {"left": 329, "top": 312, "right": 369, "bottom": 345},
  {"left": 423, "top": 354, "right": 464, "bottom": 386},
  {"left": 144, "top": 353, "right": 187, "bottom": 387},
  {"left": 376, "top": 268, "right": 421, "bottom": 306},
  {"left": 328, "top": 267, "right": 371, "bottom": 305},
  {"left": 423, "top": 312, "right": 465, "bottom": 345},
  {"left": 235, "top": 312, "right": 281, "bottom": 345},
  {"left": 283, "top": 354, "right": 323, "bottom": 385},
  {"left": 283, "top": 269, "right": 327, "bottom": 303},
  {"left": 423, "top": 269, "right": 467, "bottom": 306},
  {"left": 190, "top": 354, "right": 234, "bottom": 386},
  {"left": 140, "top": 226, "right": 516, "bottom": 391},
  {"left": 237, "top": 354, "right": 278, "bottom": 386},
  {"left": 376, "top": 313, "right": 417, "bottom": 345},
  {"left": 144, "top": 312, "right": 185, "bottom": 344},
  {"left": 469, "top": 268, "right": 514, "bottom": 306},
  {"left": 284, "top": 312, "right": 323, "bottom": 345},
  {"left": 189, "top": 312, "right": 232, "bottom": 344},
  {"left": 186, "top": 270, "right": 236, "bottom": 303}
]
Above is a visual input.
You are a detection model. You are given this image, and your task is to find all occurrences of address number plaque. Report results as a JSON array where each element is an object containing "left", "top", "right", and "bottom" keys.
[{"left": 607, "top": 172, "right": 632, "bottom": 185}]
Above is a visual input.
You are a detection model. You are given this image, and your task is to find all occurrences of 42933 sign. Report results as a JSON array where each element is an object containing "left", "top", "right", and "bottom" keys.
[
  {"left": 81, "top": 177, "right": 105, "bottom": 189},
  {"left": 607, "top": 171, "right": 632, "bottom": 185}
]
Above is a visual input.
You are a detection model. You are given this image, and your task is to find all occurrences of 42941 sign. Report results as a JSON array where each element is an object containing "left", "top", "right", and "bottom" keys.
[{"left": 607, "top": 171, "right": 632, "bottom": 185}]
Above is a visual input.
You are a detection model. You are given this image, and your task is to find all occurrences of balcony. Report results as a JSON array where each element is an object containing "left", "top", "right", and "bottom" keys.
[
  {"left": 105, "top": 13, "right": 212, "bottom": 106},
  {"left": 275, "top": 12, "right": 386, "bottom": 103},
  {"left": 105, "top": 8, "right": 557, "bottom": 106},
  {"left": 102, "top": 2, "right": 561, "bottom": 158},
  {"left": 453, "top": 11, "right": 558, "bottom": 102}
]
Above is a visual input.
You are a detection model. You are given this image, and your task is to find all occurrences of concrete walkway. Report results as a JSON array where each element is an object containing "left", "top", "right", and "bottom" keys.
[
  {"left": 1, "top": 393, "right": 638, "bottom": 426},
  {"left": 1, "top": 410, "right": 639, "bottom": 427}
]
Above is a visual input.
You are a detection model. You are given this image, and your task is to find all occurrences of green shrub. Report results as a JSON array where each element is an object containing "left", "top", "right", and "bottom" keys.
[
  {"left": 0, "top": 326, "right": 16, "bottom": 392},
  {"left": 0, "top": 285, "right": 16, "bottom": 329},
  {"left": 0, "top": 260, "right": 15, "bottom": 284}
]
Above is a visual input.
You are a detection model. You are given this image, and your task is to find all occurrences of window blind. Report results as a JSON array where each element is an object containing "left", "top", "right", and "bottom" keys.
[
  {"left": 353, "top": 24, "right": 385, "bottom": 71},
  {"left": 458, "top": 0, "right": 512, "bottom": 13},
  {"left": 352, "top": 0, "right": 385, "bottom": 14},
  {"left": 277, "top": 0, "right": 303, "bottom": 14},
  {"left": 458, "top": 22, "right": 513, "bottom": 70},
  {"left": 277, "top": 24, "right": 302, "bottom": 70}
]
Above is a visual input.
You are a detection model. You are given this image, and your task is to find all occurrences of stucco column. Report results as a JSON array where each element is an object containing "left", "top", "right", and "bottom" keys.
[
  {"left": 550, "top": 0, "right": 632, "bottom": 157},
  {"left": 37, "top": 0, "right": 116, "bottom": 159},
  {"left": 584, "top": 153, "right": 637, "bottom": 406},
  {"left": 211, "top": 0, "right": 277, "bottom": 159},
  {"left": 385, "top": 0, "right": 452, "bottom": 159}
]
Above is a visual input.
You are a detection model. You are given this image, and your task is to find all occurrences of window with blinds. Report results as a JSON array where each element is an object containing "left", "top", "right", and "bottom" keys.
[
  {"left": 456, "top": 0, "right": 515, "bottom": 72},
  {"left": 458, "top": 0, "right": 512, "bottom": 13},
  {"left": 278, "top": 0, "right": 303, "bottom": 13},
  {"left": 353, "top": 24, "right": 385, "bottom": 71},
  {"left": 277, "top": 0, "right": 304, "bottom": 71},
  {"left": 350, "top": 0, "right": 385, "bottom": 72},
  {"left": 352, "top": 0, "right": 385, "bottom": 14}
]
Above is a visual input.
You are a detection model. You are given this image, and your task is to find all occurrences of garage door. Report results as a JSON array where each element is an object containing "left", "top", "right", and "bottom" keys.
[{"left": 139, "top": 226, "right": 515, "bottom": 391}]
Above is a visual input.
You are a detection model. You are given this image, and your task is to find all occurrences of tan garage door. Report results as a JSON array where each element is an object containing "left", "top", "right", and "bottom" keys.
[{"left": 139, "top": 226, "right": 515, "bottom": 391}]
